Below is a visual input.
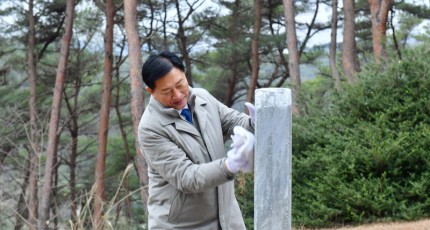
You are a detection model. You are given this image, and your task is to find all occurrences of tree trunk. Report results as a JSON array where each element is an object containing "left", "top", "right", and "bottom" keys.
[
  {"left": 267, "top": 1, "right": 290, "bottom": 88},
  {"left": 68, "top": 77, "right": 80, "bottom": 227},
  {"left": 38, "top": 0, "right": 75, "bottom": 229},
  {"left": 246, "top": 0, "right": 263, "bottom": 105},
  {"left": 93, "top": 0, "right": 114, "bottom": 228},
  {"left": 14, "top": 153, "right": 30, "bottom": 230},
  {"left": 298, "top": 0, "right": 322, "bottom": 56},
  {"left": 390, "top": 9, "right": 402, "bottom": 60},
  {"left": 62, "top": 43, "right": 83, "bottom": 229},
  {"left": 330, "top": 0, "right": 341, "bottom": 90},
  {"left": 69, "top": 122, "right": 78, "bottom": 226},
  {"left": 52, "top": 155, "right": 59, "bottom": 230},
  {"left": 123, "top": 0, "right": 149, "bottom": 221},
  {"left": 369, "top": 0, "right": 393, "bottom": 62},
  {"left": 114, "top": 59, "right": 133, "bottom": 220},
  {"left": 342, "top": 0, "right": 360, "bottom": 84},
  {"left": 283, "top": 0, "right": 301, "bottom": 115},
  {"left": 163, "top": 1, "right": 168, "bottom": 49},
  {"left": 27, "top": 0, "right": 39, "bottom": 228},
  {"left": 175, "top": 0, "right": 193, "bottom": 86},
  {"left": 225, "top": 62, "right": 238, "bottom": 108},
  {"left": 224, "top": 0, "right": 241, "bottom": 108},
  {"left": 274, "top": 47, "right": 290, "bottom": 87}
]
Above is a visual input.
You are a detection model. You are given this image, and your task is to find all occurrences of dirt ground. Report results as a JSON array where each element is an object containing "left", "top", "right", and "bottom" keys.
[{"left": 311, "top": 219, "right": 430, "bottom": 230}]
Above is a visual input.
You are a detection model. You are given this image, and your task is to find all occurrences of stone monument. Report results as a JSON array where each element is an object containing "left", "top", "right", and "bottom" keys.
[{"left": 254, "top": 88, "right": 292, "bottom": 230}]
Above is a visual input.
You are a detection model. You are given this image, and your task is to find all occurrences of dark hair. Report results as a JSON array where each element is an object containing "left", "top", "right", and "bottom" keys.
[{"left": 141, "top": 51, "right": 185, "bottom": 89}]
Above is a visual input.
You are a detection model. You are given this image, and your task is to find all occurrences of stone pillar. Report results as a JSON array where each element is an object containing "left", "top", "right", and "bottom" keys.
[{"left": 254, "top": 88, "right": 292, "bottom": 230}]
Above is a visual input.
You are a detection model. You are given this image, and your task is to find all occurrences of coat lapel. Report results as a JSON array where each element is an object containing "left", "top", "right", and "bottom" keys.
[
  {"left": 194, "top": 96, "right": 208, "bottom": 134},
  {"left": 174, "top": 121, "right": 200, "bottom": 137},
  {"left": 149, "top": 96, "right": 201, "bottom": 137},
  {"left": 193, "top": 95, "right": 219, "bottom": 161}
]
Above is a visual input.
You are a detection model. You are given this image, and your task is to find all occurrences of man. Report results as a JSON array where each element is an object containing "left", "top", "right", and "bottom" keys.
[{"left": 138, "top": 51, "right": 255, "bottom": 229}]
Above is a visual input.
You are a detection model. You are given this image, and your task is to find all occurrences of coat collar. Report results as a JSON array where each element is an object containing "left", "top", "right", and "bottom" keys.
[{"left": 147, "top": 87, "right": 208, "bottom": 137}]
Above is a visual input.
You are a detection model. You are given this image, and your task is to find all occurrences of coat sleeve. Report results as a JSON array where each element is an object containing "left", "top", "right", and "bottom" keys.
[
  {"left": 216, "top": 98, "right": 254, "bottom": 136},
  {"left": 194, "top": 88, "right": 254, "bottom": 136},
  {"left": 139, "top": 124, "right": 233, "bottom": 194}
]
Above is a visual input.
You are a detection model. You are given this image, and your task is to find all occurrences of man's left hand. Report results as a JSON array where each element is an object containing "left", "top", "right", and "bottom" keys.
[{"left": 245, "top": 102, "right": 256, "bottom": 124}]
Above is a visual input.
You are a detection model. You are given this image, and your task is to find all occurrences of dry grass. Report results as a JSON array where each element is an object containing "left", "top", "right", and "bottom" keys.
[{"left": 303, "top": 219, "right": 430, "bottom": 230}]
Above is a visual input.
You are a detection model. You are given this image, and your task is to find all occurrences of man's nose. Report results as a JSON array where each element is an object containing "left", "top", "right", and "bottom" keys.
[{"left": 172, "top": 88, "right": 181, "bottom": 99}]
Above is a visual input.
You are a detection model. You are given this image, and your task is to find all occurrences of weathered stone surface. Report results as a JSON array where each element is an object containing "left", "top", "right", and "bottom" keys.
[{"left": 254, "top": 88, "right": 292, "bottom": 230}]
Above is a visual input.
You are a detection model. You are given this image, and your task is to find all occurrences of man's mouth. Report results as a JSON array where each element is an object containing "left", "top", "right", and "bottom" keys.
[{"left": 173, "top": 97, "right": 184, "bottom": 106}]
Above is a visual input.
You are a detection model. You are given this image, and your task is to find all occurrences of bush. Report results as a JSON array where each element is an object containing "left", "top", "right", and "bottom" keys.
[{"left": 291, "top": 44, "right": 430, "bottom": 228}]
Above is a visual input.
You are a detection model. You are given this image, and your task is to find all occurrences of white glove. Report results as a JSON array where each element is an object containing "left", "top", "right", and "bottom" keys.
[
  {"left": 245, "top": 102, "right": 256, "bottom": 124},
  {"left": 225, "top": 126, "right": 255, "bottom": 173}
]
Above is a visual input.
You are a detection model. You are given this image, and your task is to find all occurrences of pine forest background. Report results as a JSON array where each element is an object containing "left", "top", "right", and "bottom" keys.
[{"left": 0, "top": 0, "right": 429, "bottom": 229}]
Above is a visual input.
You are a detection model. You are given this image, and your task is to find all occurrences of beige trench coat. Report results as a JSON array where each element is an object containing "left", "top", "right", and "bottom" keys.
[{"left": 138, "top": 87, "right": 254, "bottom": 229}]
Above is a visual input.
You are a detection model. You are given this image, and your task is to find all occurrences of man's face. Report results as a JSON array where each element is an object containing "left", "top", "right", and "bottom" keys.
[{"left": 146, "top": 67, "right": 189, "bottom": 110}]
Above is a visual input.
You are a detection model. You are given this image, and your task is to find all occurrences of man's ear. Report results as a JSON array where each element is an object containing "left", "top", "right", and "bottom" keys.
[{"left": 145, "top": 87, "right": 154, "bottom": 95}]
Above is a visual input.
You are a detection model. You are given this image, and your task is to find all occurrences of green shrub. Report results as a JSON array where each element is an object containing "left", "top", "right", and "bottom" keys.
[{"left": 291, "top": 44, "right": 430, "bottom": 228}]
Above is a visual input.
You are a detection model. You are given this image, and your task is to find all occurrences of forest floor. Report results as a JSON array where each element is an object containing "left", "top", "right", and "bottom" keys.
[{"left": 297, "top": 219, "right": 430, "bottom": 230}]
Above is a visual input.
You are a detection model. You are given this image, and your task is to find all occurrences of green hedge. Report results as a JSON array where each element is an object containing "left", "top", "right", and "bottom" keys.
[{"left": 291, "top": 45, "right": 430, "bottom": 227}]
